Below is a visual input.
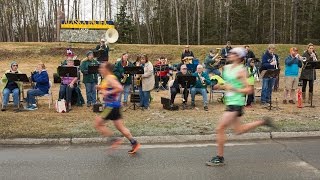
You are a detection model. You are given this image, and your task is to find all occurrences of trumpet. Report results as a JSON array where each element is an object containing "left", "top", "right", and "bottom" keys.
[{"left": 120, "top": 74, "right": 129, "bottom": 83}]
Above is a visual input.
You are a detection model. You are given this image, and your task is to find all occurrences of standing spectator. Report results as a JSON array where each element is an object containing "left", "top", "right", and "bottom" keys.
[
  {"left": 244, "top": 45, "right": 256, "bottom": 65},
  {"left": 221, "top": 41, "right": 233, "bottom": 58},
  {"left": 260, "top": 44, "right": 279, "bottom": 106},
  {"left": 301, "top": 43, "right": 318, "bottom": 103},
  {"left": 80, "top": 51, "right": 100, "bottom": 107},
  {"left": 283, "top": 47, "right": 302, "bottom": 104},
  {"left": 181, "top": 45, "right": 194, "bottom": 60},
  {"left": 1, "top": 62, "right": 23, "bottom": 111},
  {"left": 139, "top": 54, "right": 155, "bottom": 110},
  {"left": 113, "top": 53, "right": 133, "bottom": 106},
  {"left": 95, "top": 39, "right": 109, "bottom": 62},
  {"left": 204, "top": 49, "right": 221, "bottom": 76},
  {"left": 25, "top": 63, "right": 50, "bottom": 111},
  {"left": 246, "top": 59, "right": 257, "bottom": 108}
]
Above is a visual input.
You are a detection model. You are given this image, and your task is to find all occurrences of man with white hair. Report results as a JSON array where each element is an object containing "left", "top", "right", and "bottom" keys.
[{"left": 191, "top": 65, "right": 211, "bottom": 111}]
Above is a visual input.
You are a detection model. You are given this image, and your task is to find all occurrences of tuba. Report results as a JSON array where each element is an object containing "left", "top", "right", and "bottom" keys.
[{"left": 105, "top": 28, "right": 119, "bottom": 44}]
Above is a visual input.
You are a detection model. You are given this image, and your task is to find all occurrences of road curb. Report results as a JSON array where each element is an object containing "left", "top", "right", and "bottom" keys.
[{"left": 0, "top": 131, "right": 319, "bottom": 145}]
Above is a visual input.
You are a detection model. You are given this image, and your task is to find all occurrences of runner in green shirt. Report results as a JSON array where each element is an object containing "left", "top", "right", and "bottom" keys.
[{"left": 206, "top": 47, "right": 276, "bottom": 166}]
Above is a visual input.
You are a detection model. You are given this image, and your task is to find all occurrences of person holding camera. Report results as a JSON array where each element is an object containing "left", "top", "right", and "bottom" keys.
[{"left": 25, "top": 63, "right": 50, "bottom": 111}]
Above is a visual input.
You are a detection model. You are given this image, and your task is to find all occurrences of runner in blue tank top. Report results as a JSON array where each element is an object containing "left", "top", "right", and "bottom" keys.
[
  {"left": 95, "top": 62, "right": 141, "bottom": 154},
  {"left": 206, "top": 47, "right": 276, "bottom": 166}
]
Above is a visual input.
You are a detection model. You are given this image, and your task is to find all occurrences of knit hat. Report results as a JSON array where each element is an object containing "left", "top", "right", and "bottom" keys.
[
  {"left": 11, "top": 61, "right": 18, "bottom": 67},
  {"left": 86, "top": 51, "right": 94, "bottom": 57},
  {"left": 229, "top": 47, "right": 247, "bottom": 58}
]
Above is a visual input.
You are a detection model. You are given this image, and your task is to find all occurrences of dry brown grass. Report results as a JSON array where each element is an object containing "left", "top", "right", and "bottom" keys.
[{"left": 0, "top": 43, "right": 319, "bottom": 139}]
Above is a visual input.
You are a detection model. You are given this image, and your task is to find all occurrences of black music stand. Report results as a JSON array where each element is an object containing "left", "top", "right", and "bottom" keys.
[
  {"left": 5, "top": 73, "right": 30, "bottom": 83},
  {"left": 123, "top": 66, "right": 144, "bottom": 111},
  {"left": 88, "top": 65, "right": 99, "bottom": 74},
  {"left": 177, "top": 75, "right": 196, "bottom": 88},
  {"left": 154, "top": 64, "right": 169, "bottom": 92},
  {"left": 5, "top": 73, "right": 30, "bottom": 110},
  {"left": 74, "top": 60, "right": 81, "bottom": 66},
  {"left": 263, "top": 69, "right": 280, "bottom": 110},
  {"left": 304, "top": 61, "right": 320, "bottom": 108},
  {"left": 57, "top": 66, "right": 78, "bottom": 78}
]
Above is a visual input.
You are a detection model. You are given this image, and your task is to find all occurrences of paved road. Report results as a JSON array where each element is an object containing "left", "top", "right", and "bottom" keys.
[{"left": 0, "top": 139, "right": 320, "bottom": 180}]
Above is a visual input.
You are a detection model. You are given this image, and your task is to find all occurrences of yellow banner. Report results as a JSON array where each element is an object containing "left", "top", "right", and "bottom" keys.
[{"left": 61, "top": 20, "right": 115, "bottom": 30}]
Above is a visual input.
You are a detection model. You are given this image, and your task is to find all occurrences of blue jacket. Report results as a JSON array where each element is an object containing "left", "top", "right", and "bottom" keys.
[
  {"left": 261, "top": 50, "right": 280, "bottom": 70},
  {"left": 32, "top": 70, "right": 50, "bottom": 93},
  {"left": 285, "top": 55, "right": 302, "bottom": 77}
]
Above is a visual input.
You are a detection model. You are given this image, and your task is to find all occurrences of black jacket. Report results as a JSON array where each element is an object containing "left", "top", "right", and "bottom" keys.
[{"left": 300, "top": 51, "right": 317, "bottom": 80}]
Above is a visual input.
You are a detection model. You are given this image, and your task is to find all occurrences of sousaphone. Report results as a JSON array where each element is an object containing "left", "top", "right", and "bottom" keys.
[{"left": 105, "top": 28, "right": 119, "bottom": 43}]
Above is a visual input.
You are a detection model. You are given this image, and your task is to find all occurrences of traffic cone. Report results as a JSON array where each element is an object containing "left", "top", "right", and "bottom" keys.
[{"left": 297, "top": 88, "right": 303, "bottom": 108}]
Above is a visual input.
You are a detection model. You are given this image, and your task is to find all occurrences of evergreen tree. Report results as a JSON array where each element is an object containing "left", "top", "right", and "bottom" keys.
[{"left": 116, "top": 1, "right": 134, "bottom": 43}]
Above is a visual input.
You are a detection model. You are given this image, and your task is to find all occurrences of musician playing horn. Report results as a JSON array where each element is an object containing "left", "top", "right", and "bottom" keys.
[
  {"left": 191, "top": 65, "right": 211, "bottom": 111},
  {"left": 114, "top": 52, "right": 133, "bottom": 106},
  {"left": 95, "top": 39, "right": 109, "bottom": 62},
  {"left": 170, "top": 64, "right": 190, "bottom": 110},
  {"left": 260, "top": 44, "right": 279, "bottom": 106},
  {"left": 283, "top": 47, "right": 303, "bottom": 104},
  {"left": 300, "top": 43, "right": 318, "bottom": 103},
  {"left": 204, "top": 49, "right": 221, "bottom": 76}
]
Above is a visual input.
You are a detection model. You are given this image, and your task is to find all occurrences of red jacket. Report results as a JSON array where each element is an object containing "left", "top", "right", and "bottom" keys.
[{"left": 155, "top": 61, "right": 169, "bottom": 77}]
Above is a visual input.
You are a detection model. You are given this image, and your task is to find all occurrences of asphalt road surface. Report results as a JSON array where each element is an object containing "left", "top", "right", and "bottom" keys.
[{"left": 0, "top": 139, "right": 320, "bottom": 180}]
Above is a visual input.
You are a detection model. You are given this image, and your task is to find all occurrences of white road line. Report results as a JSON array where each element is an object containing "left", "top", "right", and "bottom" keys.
[
  {"left": 115, "top": 142, "right": 260, "bottom": 150},
  {"left": 292, "top": 161, "right": 320, "bottom": 176}
]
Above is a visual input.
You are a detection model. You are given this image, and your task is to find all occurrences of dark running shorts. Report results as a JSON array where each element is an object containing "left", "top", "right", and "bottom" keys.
[
  {"left": 100, "top": 107, "right": 122, "bottom": 121},
  {"left": 225, "top": 105, "right": 244, "bottom": 117}
]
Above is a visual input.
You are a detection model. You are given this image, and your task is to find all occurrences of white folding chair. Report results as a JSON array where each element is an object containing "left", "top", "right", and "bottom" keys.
[{"left": 36, "top": 81, "right": 53, "bottom": 109}]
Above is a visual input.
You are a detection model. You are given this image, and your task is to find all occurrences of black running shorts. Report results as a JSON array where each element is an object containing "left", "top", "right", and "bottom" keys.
[
  {"left": 225, "top": 105, "right": 244, "bottom": 117},
  {"left": 100, "top": 107, "right": 122, "bottom": 121}
]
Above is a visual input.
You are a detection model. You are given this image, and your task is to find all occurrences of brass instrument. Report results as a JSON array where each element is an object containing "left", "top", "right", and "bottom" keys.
[
  {"left": 209, "top": 48, "right": 222, "bottom": 68},
  {"left": 120, "top": 74, "right": 129, "bottom": 83},
  {"left": 182, "top": 56, "right": 193, "bottom": 64},
  {"left": 198, "top": 72, "right": 206, "bottom": 86}
]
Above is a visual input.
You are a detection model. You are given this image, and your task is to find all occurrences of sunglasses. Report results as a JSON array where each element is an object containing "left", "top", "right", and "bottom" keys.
[{"left": 12, "top": 65, "right": 18, "bottom": 67}]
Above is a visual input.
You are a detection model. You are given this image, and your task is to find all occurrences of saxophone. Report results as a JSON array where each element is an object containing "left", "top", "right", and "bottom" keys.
[
  {"left": 120, "top": 60, "right": 129, "bottom": 84},
  {"left": 121, "top": 74, "right": 129, "bottom": 83}
]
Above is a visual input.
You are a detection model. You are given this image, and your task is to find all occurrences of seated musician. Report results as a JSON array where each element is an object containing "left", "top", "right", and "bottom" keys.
[
  {"left": 204, "top": 49, "right": 221, "bottom": 76},
  {"left": 191, "top": 65, "right": 211, "bottom": 111},
  {"left": 113, "top": 52, "right": 133, "bottom": 106},
  {"left": 181, "top": 45, "right": 194, "bottom": 60},
  {"left": 170, "top": 64, "right": 190, "bottom": 109},
  {"left": 58, "top": 59, "right": 78, "bottom": 111},
  {"left": 61, "top": 49, "right": 75, "bottom": 65},
  {"left": 155, "top": 57, "right": 170, "bottom": 90},
  {"left": 221, "top": 41, "right": 233, "bottom": 58},
  {"left": 1, "top": 62, "right": 22, "bottom": 111},
  {"left": 25, "top": 63, "right": 50, "bottom": 111}
]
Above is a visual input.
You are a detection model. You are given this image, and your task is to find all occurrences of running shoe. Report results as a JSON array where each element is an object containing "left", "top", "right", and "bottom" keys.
[
  {"left": 128, "top": 143, "right": 141, "bottom": 154},
  {"left": 206, "top": 156, "right": 225, "bottom": 166}
]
